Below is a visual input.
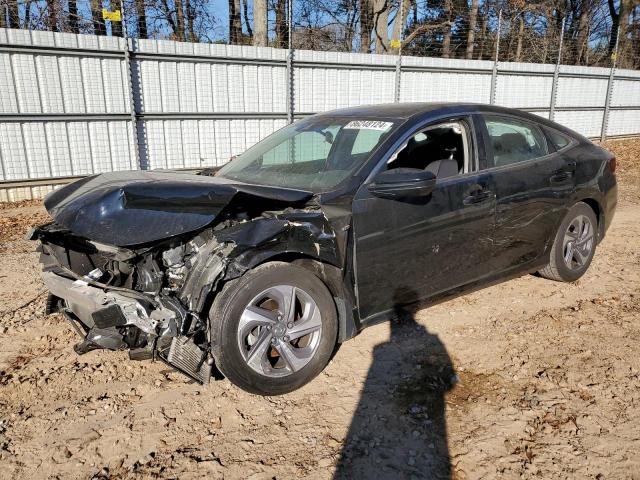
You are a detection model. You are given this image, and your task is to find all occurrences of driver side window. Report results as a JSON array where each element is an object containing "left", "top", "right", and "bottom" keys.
[{"left": 386, "top": 122, "right": 468, "bottom": 180}]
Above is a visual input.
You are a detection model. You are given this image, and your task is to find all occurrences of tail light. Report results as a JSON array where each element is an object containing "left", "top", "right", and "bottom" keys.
[{"left": 608, "top": 156, "right": 616, "bottom": 173}]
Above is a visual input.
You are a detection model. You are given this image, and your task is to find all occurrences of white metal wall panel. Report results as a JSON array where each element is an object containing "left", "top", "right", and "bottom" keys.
[
  {"left": 35, "top": 56, "right": 64, "bottom": 113},
  {"left": 22, "top": 123, "right": 50, "bottom": 177},
  {"left": 556, "top": 77, "right": 608, "bottom": 107},
  {"left": 606, "top": 110, "right": 640, "bottom": 136},
  {"left": 138, "top": 60, "right": 162, "bottom": 112},
  {"left": 164, "top": 120, "right": 184, "bottom": 168},
  {"left": 400, "top": 71, "right": 492, "bottom": 103},
  {"left": 0, "top": 123, "right": 28, "bottom": 179},
  {"left": 214, "top": 120, "right": 232, "bottom": 162},
  {"left": 45, "top": 123, "right": 73, "bottom": 176},
  {"left": 144, "top": 121, "right": 167, "bottom": 169},
  {"left": 0, "top": 54, "right": 18, "bottom": 113},
  {"left": 88, "top": 121, "right": 113, "bottom": 173},
  {"left": 59, "top": 56, "right": 86, "bottom": 112},
  {"left": 195, "top": 63, "right": 214, "bottom": 112},
  {"left": 13, "top": 54, "right": 42, "bottom": 113},
  {"left": 178, "top": 62, "right": 197, "bottom": 112},
  {"left": 213, "top": 63, "right": 231, "bottom": 112},
  {"left": 611, "top": 79, "right": 640, "bottom": 107},
  {"left": 108, "top": 121, "right": 134, "bottom": 170},
  {"left": 82, "top": 58, "right": 107, "bottom": 113},
  {"left": 103, "top": 58, "right": 127, "bottom": 113},
  {"left": 198, "top": 120, "right": 217, "bottom": 166},
  {"left": 160, "top": 62, "right": 180, "bottom": 112},
  {"left": 555, "top": 110, "right": 604, "bottom": 137},
  {"left": 68, "top": 122, "right": 94, "bottom": 174},
  {"left": 495, "top": 75, "right": 553, "bottom": 108},
  {"left": 181, "top": 120, "right": 201, "bottom": 168}
]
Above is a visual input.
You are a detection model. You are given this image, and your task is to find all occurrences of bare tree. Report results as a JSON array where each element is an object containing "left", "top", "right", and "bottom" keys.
[
  {"left": 373, "top": 0, "right": 389, "bottom": 53},
  {"left": 229, "top": 0, "right": 242, "bottom": 43}
]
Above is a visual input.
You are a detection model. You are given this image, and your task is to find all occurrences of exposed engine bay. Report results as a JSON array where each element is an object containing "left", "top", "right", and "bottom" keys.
[{"left": 30, "top": 171, "right": 351, "bottom": 385}]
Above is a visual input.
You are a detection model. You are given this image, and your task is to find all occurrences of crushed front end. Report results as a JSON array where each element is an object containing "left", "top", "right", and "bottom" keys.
[
  {"left": 33, "top": 224, "right": 228, "bottom": 383},
  {"left": 29, "top": 170, "right": 345, "bottom": 385}
]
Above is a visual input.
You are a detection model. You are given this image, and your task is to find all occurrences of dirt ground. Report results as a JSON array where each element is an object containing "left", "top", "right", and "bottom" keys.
[{"left": 0, "top": 139, "right": 639, "bottom": 480}]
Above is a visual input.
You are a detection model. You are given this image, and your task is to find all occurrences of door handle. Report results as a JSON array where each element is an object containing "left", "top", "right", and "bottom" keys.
[
  {"left": 550, "top": 169, "right": 573, "bottom": 183},
  {"left": 463, "top": 189, "right": 492, "bottom": 205}
]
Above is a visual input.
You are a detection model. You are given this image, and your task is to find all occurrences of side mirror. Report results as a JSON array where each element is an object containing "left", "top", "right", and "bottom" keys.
[{"left": 367, "top": 168, "right": 437, "bottom": 199}]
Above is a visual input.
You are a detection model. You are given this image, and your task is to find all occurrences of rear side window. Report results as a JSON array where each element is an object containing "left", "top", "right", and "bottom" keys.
[
  {"left": 482, "top": 115, "right": 548, "bottom": 168},
  {"left": 545, "top": 129, "right": 572, "bottom": 151}
]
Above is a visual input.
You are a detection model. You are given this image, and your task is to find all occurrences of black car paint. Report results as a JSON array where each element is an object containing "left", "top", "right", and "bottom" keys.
[
  {"left": 35, "top": 103, "right": 617, "bottom": 346},
  {"left": 44, "top": 170, "right": 314, "bottom": 247}
]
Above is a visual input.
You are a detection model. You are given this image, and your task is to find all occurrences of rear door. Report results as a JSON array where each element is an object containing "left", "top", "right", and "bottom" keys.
[{"left": 477, "top": 114, "right": 576, "bottom": 271}]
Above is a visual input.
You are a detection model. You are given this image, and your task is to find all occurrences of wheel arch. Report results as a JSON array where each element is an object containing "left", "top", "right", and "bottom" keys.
[{"left": 575, "top": 196, "right": 605, "bottom": 243}]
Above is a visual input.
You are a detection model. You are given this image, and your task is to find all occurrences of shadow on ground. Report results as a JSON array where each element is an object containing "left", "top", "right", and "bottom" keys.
[{"left": 334, "top": 288, "right": 455, "bottom": 479}]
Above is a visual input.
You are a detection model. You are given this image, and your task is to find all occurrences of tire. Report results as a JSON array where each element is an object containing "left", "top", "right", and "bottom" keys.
[
  {"left": 209, "top": 261, "right": 338, "bottom": 395},
  {"left": 538, "top": 202, "right": 598, "bottom": 282}
]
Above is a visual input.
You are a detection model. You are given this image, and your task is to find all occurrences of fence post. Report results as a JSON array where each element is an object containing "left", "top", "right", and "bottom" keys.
[
  {"left": 393, "top": 0, "right": 405, "bottom": 103},
  {"left": 549, "top": 17, "right": 565, "bottom": 121},
  {"left": 600, "top": 31, "right": 619, "bottom": 142},
  {"left": 120, "top": 0, "right": 143, "bottom": 169},
  {"left": 286, "top": 0, "right": 294, "bottom": 123},
  {"left": 489, "top": 9, "right": 502, "bottom": 105}
]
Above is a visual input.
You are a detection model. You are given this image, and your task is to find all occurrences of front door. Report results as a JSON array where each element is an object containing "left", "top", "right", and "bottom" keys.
[{"left": 352, "top": 119, "right": 496, "bottom": 320}]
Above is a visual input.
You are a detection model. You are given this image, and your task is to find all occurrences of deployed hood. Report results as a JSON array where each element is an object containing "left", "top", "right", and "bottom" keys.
[{"left": 44, "top": 171, "right": 313, "bottom": 247}]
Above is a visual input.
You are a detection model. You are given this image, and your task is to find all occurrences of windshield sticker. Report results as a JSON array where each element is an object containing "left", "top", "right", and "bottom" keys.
[{"left": 343, "top": 120, "right": 393, "bottom": 131}]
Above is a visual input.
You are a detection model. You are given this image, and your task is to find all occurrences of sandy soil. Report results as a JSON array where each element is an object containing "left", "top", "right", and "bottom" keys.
[{"left": 0, "top": 139, "right": 638, "bottom": 480}]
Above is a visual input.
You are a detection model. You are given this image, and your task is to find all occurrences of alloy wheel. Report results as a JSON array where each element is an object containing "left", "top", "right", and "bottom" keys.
[
  {"left": 236, "top": 285, "right": 323, "bottom": 377},
  {"left": 562, "top": 214, "right": 595, "bottom": 270}
]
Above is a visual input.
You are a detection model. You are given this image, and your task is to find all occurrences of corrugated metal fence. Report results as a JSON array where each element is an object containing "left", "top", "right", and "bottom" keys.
[{"left": 1, "top": 28, "right": 639, "bottom": 201}]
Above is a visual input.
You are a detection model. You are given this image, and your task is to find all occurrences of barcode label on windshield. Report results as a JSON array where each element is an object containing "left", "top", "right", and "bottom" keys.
[{"left": 344, "top": 121, "right": 393, "bottom": 131}]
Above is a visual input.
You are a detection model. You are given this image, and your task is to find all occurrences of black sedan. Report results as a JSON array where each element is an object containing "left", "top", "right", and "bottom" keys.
[{"left": 32, "top": 103, "right": 617, "bottom": 395}]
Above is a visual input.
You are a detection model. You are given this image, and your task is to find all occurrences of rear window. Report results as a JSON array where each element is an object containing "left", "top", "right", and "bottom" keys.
[{"left": 546, "top": 129, "right": 572, "bottom": 151}]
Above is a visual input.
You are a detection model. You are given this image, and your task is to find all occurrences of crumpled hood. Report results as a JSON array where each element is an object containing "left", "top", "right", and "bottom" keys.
[{"left": 44, "top": 171, "right": 313, "bottom": 247}]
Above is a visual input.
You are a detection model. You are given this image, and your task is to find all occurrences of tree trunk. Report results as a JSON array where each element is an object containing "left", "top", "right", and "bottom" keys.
[
  {"left": 241, "top": 0, "right": 252, "bottom": 38},
  {"left": 275, "top": 0, "right": 287, "bottom": 48},
  {"left": 466, "top": 0, "right": 479, "bottom": 59},
  {"left": 134, "top": 0, "right": 148, "bottom": 38},
  {"left": 391, "top": 0, "right": 411, "bottom": 53},
  {"left": 607, "top": 0, "right": 623, "bottom": 56},
  {"left": 359, "top": 0, "right": 373, "bottom": 52},
  {"left": 68, "top": 0, "right": 79, "bottom": 33},
  {"left": 7, "top": 0, "right": 19, "bottom": 28},
  {"left": 373, "top": 0, "right": 388, "bottom": 53},
  {"left": 253, "top": 0, "right": 268, "bottom": 46},
  {"left": 91, "top": 0, "right": 106, "bottom": 35},
  {"left": 174, "top": 0, "right": 185, "bottom": 40},
  {"left": 515, "top": 16, "right": 524, "bottom": 62},
  {"left": 46, "top": 0, "right": 59, "bottom": 31},
  {"left": 477, "top": 11, "right": 487, "bottom": 60},
  {"left": 575, "top": 2, "right": 590, "bottom": 64},
  {"left": 442, "top": 0, "right": 453, "bottom": 58}
]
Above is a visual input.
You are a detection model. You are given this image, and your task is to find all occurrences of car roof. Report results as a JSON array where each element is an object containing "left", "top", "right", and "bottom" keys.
[
  {"left": 315, "top": 102, "right": 544, "bottom": 120},
  {"left": 316, "top": 102, "right": 586, "bottom": 141}
]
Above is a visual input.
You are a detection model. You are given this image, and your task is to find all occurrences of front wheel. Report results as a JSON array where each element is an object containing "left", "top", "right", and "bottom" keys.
[
  {"left": 209, "top": 262, "right": 338, "bottom": 395},
  {"left": 538, "top": 202, "right": 598, "bottom": 282}
]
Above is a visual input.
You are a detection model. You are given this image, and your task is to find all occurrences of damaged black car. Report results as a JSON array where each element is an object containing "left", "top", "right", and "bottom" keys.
[{"left": 31, "top": 103, "right": 617, "bottom": 395}]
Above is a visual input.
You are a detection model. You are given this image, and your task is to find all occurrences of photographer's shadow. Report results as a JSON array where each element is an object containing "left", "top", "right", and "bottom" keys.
[{"left": 335, "top": 288, "right": 455, "bottom": 479}]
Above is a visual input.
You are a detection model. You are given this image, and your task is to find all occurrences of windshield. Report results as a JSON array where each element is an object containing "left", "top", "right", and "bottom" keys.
[{"left": 216, "top": 116, "right": 397, "bottom": 192}]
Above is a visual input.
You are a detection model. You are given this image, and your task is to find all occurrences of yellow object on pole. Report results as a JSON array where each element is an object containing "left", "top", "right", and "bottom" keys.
[
  {"left": 390, "top": 39, "right": 401, "bottom": 49},
  {"left": 102, "top": 9, "right": 122, "bottom": 21}
]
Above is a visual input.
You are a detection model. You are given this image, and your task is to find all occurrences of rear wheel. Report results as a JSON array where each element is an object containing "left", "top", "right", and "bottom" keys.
[
  {"left": 209, "top": 262, "right": 338, "bottom": 395},
  {"left": 538, "top": 202, "right": 597, "bottom": 282}
]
